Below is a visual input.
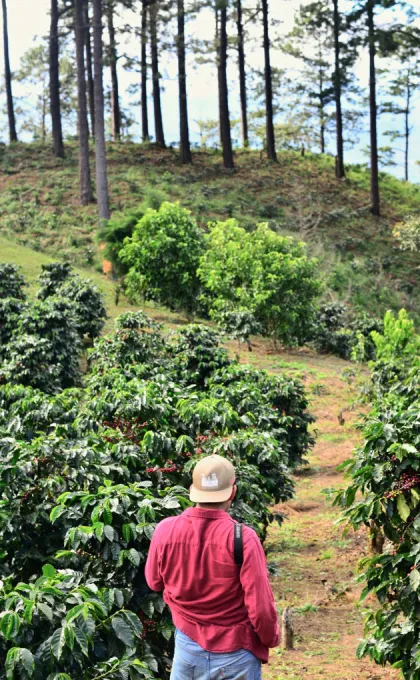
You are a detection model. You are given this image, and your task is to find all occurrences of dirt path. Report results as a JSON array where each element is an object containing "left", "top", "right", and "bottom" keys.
[{"left": 238, "top": 347, "right": 400, "bottom": 680}]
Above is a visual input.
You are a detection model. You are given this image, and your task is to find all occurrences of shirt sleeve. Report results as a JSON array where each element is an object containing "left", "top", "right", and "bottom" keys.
[
  {"left": 145, "top": 529, "right": 164, "bottom": 592},
  {"left": 240, "top": 529, "right": 280, "bottom": 648}
]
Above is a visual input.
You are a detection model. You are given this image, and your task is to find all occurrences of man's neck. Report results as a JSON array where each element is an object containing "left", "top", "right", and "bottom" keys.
[{"left": 196, "top": 503, "right": 228, "bottom": 511}]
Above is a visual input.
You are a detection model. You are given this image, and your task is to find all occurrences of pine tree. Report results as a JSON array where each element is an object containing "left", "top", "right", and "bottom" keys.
[
  {"left": 74, "top": 0, "right": 94, "bottom": 204},
  {"left": 382, "top": 37, "right": 420, "bottom": 182},
  {"left": 177, "top": 0, "right": 192, "bottom": 163},
  {"left": 333, "top": 0, "right": 345, "bottom": 177},
  {"left": 349, "top": 0, "right": 403, "bottom": 216},
  {"left": 106, "top": 0, "right": 121, "bottom": 140},
  {"left": 1, "top": 0, "right": 17, "bottom": 142},
  {"left": 261, "top": 0, "right": 277, "bottom": 161},
  {"left": 367, "top": 0, "right": 380, "bottom": 216},
  {"left": 93, "top": 0, "right": 110, "bottom": 219},
  {"left": 236, "top": 0, "right": 249, "bottom": 148},
  {"left": 50, "top": 0, "right": 65, "bottom": 157},
  {"left": 84, "top": 0, "right": 96, "bottom": 137},
  {"left": 141, "top": 0, "right": 150, "bottom": 142},
  {"left": 283, "top": 3, "right": 335, "bottom": 155},
  {"left": 218, "top": 0, "right": 234, "bottom": 168},
  {"left": 149, "top": 0, "right": 166, "bottom": 147}
]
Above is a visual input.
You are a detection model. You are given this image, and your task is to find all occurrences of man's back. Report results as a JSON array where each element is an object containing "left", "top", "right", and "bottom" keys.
[{"left": 145, "top": 506, "right": 280, "bottom": 663}]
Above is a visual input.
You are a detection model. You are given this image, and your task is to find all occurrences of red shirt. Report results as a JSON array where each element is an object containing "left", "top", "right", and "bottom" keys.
[{"left": 145, "top": 507, "right": 280, "bottom": 663}]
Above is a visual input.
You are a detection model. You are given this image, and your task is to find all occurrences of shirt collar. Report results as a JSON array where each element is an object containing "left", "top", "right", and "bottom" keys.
[{"left": 185, "top": 507, "right": 229, "bottom": 520}]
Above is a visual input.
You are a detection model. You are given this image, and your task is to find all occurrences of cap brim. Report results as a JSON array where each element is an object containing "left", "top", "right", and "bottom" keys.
[{"left": 190, "top": 485, "right": 233, "bottom": 503}]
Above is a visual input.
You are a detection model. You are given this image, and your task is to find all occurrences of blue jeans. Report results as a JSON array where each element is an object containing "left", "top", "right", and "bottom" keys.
[{"left": 171, "top": 629, "right": 262, "bottom": 680}]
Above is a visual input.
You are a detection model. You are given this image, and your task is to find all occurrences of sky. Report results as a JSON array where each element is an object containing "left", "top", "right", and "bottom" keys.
[{"left": 1, "top": 0, "right": 420, "bottom": 184}]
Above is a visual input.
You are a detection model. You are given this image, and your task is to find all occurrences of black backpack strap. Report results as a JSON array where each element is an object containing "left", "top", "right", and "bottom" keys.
[{"left": 233, "top": 523, "right": 243, "bottom": 568}]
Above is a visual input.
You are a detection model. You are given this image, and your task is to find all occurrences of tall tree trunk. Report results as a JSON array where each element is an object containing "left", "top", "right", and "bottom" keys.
[
  {"left": 149, "top": 1, "right": 165, "bottom": 147},
  {"left": 1, "top": 0, "right": 17, "bottom": 143},
  {"left": 141, "top": 0, "right": 149, "bottom": 142},
  {"left": 261, "top": 0, "right": 277, "bottom": 162},
  {"left": 74, "top": 0, "right": 94, "bottom": 204},
  {"left": 106, "top": 0, "right": 121, "bottom": 141},
  {"left": 367, "top": 0, "right": 380, "bottom": 216},
  {"left": 84, "top": 0, "right": 95, "bottom": 138},
  {"left": 333, "top": 0, "right": 345, "bottom": 178},
  {"left": 215, "top": 7, "right": 222, "bottom": 147},
  {"left": 218, "top": 4, "right": 234, "bottom": 169},
  {"left": 404, "top": 75, "right": 410, "bottom": 182},
  {"left": 93, "top": 0, "right": 110, "bottom": 220},
  {"left": 49, "top": 0, "right": 64, "bottom": 157},
  {"left": 236, "top": 0, "right": 249, "bottom": 148},
  {"left": 318, "top": 43, "right": 325, "bottom": 154},
  {"left": 177, "top": 0, "right": 192, "bottom": 163}
]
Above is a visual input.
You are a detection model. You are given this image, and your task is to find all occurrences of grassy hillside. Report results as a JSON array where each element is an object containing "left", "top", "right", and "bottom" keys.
[{"left": 0, "top": 141, "right": 419, "bottom": 321}]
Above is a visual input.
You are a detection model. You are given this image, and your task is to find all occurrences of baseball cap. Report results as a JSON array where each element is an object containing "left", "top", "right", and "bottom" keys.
[{"left": 190, "top": 454, "right": 236, "bottom": 503}]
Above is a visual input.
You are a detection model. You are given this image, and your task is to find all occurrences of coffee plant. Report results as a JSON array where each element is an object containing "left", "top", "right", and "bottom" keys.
[
  {"left": 37, "top": 263, "right": 107, "bottom": 340},
  {"left": 335, "top": 310, "right": 420, "bottom": 679},
  {"left": 0, "top": 264, "right": 27, "bottom": 300},
  {"left": 313, "top": 302, "right": 381, "bottom": 360},
  {"left": 0, "top": 307, "right": 315, "bottom": 678}
]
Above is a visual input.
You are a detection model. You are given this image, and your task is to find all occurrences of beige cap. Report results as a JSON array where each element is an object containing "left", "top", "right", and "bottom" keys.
[{"left": 190, "top": 454, "right": 236, "bottom": 503}]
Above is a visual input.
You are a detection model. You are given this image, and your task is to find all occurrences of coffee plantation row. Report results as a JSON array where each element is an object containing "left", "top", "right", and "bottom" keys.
[
  {"left": 336, "top": 310, "right": 420, "bottom": 680},
  {"left": 0, "top": 264, "right": 315, "bottom": 678}
]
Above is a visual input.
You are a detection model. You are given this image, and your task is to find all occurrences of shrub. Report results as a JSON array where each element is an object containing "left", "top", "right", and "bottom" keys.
[
  {"left": 0, "top": 298, "right": 26, "bottom": 357},
  {"left": 0, "top": 263, "right": 26, "bottom": 300},
  {"left": 215, "top": 309, "right": 262, "bottom": 352},
  {"left": 1, "top": 297, "right": 82, "bottom": 392},
  {"left": 335, "top": 310, "right": 420, "bottom": 679},
  {"left": 171, "top": 324, "right": 231, "bottom": 387},
  {"left": 119, "top": 202, "right": 205, "bottom": 314},
  {"left": 393, "top": 214, "right": 420, "bottom": 252},
  {"left": 61, "top": 276, "right": 107, "bottom": 340},
  {"left": 313, "top": 302, "right": 381, "bottom": 360},
  {"left": 198, "top": 220, "right": 322, "bottom": 345},
  {"left": 37, "top": 263, "right": 107, "bottom": 340},
  {"left": 37, "top": 262, "right": 73, "bottom": 299},
  {"left": 98, "top": 192, "right": 167, "bottom": 277},
  {"left": 0, "top": 310, "right": 316, "bottom": 677},
  {"left": 98, "top": 206, "right": 146, "bottom": 276}
]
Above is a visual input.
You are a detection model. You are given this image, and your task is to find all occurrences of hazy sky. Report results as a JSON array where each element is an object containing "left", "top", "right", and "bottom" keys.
[{"left": 1, "top": 0, "right": 419, "bottom": 183}]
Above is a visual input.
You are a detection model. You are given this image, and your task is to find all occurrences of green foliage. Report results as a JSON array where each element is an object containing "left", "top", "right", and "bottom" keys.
[
  {"left": 0, "top": 567, "right": 155, "bottom": 679},
  {"left": 37, "top": 263, "right": 107, "bottom": 340},
  {"left": 171, "top": 324, "right": 230, "bottom": 388},
  {"left": 369, "top": 309, "right": 420, "bottom": 397},
  {"left": 198, "top": 220, "right": 322, "bottom": 345},
  {"left": 334, "top": 309, "right": 420, "bottom": 678},
  {"left": 1, "top": 298, "right": 82, "bottom": 392},
  {"left": 120, "top": 203, "right": 205, "bottom": 313},
  {"left": 37, "top": 263, "right": 73, "bottom": 299},
  {"left": 313, "top": 302, "right": 381, "bottom": 360},
  {"left": 0, "top": 306, "right": 316, "bottom": 676},
  {"left": 393, "top": 214, "right": 420, "bottom": 252},
  {"left": 0, "top": 299, "right": 26, "bottom": 358},
  {"left": 98, "top": 206, "right": 146, "bottom": 277},
  {"left": 215, "top": 309, "right": 262, "bottom": 351},
  {"left": 0, "top": 264, "right": 27, "bottom": 300}
]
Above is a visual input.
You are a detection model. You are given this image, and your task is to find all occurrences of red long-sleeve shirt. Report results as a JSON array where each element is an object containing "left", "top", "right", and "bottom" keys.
[{"left": 145, "top": 507, "right": 280, "bottom": 663}]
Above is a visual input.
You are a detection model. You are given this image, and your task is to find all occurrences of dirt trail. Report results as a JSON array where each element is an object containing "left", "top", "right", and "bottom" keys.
[{"left": 239, "top": 347, "right": 400, "bottom": 680}]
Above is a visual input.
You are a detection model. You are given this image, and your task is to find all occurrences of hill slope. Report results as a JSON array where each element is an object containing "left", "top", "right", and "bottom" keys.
[{"left": 0, "top": 142, "right": 419, "bottom": 321}]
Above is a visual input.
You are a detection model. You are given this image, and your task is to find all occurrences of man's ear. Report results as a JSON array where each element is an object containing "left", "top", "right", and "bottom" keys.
[{"left": 230, "top": 485, "right": 237, "bottom": 502}]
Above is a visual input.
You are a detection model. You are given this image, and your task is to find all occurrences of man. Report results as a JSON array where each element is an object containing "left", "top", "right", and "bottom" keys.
[{"left": 145, "top": 454, "right": 280, "bottom": 680}]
